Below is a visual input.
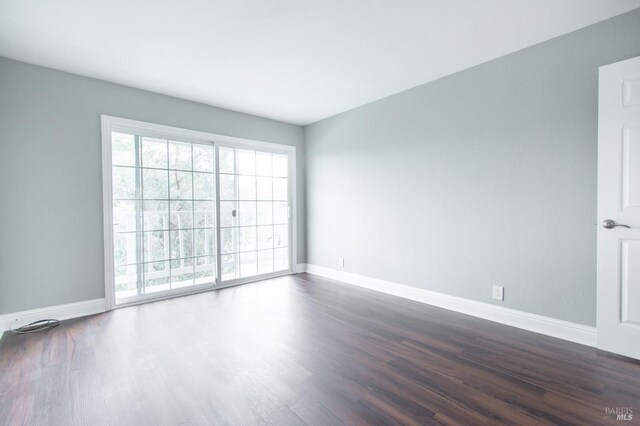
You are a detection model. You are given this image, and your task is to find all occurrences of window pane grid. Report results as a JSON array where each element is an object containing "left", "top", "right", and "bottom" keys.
[
  {"left": 112, "top": 133, "right": 216, "bottom": 301},
  {"left": 112, "top": 134, "right": 289, "bottom": 302},
  {"left": 216, "top": 147, "right": 289, "bottom": 281}
]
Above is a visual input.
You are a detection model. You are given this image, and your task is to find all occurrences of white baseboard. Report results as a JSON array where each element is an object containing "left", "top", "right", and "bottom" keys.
[
  {"left": 1, "top": 267, "right": 597, "bottom": 347},
  {"left": 0, "top": 298, "right": 106, "bottom": 334},
  {"left": 303, "top": 264, "right": 597, "bottom": 347}
]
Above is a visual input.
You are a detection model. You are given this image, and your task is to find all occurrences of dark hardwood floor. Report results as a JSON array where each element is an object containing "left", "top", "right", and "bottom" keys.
[{"left": 1, "top": 273, "right": 639, "bottom": 425}]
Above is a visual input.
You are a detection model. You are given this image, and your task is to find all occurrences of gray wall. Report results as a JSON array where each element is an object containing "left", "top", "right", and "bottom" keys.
[
  {"left": 305, "top": 9, "right": 640, "bottom": 326},
  {"left": 0, "top": 57, "right": 305, "bottom": 314}
]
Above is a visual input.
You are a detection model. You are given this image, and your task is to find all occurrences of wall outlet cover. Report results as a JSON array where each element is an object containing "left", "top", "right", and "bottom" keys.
[{"left": 492, "top": 285, "right": 504, "bottom": 301}]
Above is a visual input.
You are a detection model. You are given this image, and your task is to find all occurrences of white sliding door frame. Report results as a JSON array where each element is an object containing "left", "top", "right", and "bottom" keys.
[{"left": 101, "top": 115, "right": 297, "bottom": 310}]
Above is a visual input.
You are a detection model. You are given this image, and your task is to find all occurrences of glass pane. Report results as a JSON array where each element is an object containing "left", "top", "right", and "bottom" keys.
[
  {"left": 170, "top": 201, "right": 193, "bottom": 229},
  {"left": 274, "top": 248, "right": 289, "bottom": 271},
  {"left": 114, "top": 233, "right": 141, "bottom": 266},
  {"left": 112, "top": 134, "right": 225, "bottom": 301},
  {"left": 169, "top": 170, "right": 192, "bottom": 199},
  {"left": 193, "top": 172, "right": 214, "bottom": 200},
  {"left": 221, "top": 228, "right": 238, "bottom": 254},
  {"left": 222, "top": 254, "right": 238, "bottom": 280},
  {"left": 144, "top": 261, "right": 170, "bottom": 293},
  {"left": 220, "top": 201, "right": 238, "bottom": 228},
  {"left": 256, "top": 152, "right": 272, "bottom": 176},
  {"left": 143, "top": 230, "right": 167, "bottom": 263},
  {"left": 239, "top": 227, "right": 256, "bottom": 252},
  {"left": 219, "top": 147, "right": 235, "bottom": 174},
  {"left": 113, "top": 138, "right": 292, "bottom": 296},
  {"left": 257, "top": 226, "right": 273, "bottom": 250},
  {"left": 220, "top": 174, "right": 236, "bottom": 200},
  {"left": 169, "top": 140, "right": 192, "bottom": 170},
  {"left": 257, "top": 202, "right": 273, "bottom": 225},
  {"left": 141, "top": 137, "right": 167, "bottom": 168},
  {"left": 113, "top": 200, "right": 138, "bottom": 233},
  {"left": 142, "top": 168, "right": 168, "bottom": 199},
  {"left": 143, "top": 200, "right": 169, "bottom": 231},
  {"left": 238, "top": 150, "right": 255, "bottom": 175},
  {"left": 170, "top": 258, "right": 195, "bottom": 289},
  {"left": 273, "top": 178, "right": 287, "bottom": 201},
  {"left": 193, "top": 144, "right": 214, "bottom": 173},
  {"left": 194, "top": 201, "right": 215, "bottom": 228},
  {"left": 170, "top": 229, "right": 194, "bottom": 259},
  {"left": 112, "top": 132, "right": 136, "bottom": 166},
  {"left": 240, "top": 252, "right": 257, "bottom": 278},
  {"left": 115, "top": 263, "right": 139, "bottom": 299},
  {"left": 256, "top": 177, "right": 272, "bottom": 200},
  {"left": 171, "top": 257, "right": 192, "bottom": 268},
  {"left": 258, "top": 250, "right": 274, "bottom": 275},
  {"left": 273, "top": 154, "right": 288, "bottom": 177},
  {"left": 273, "top": 202, "right": 288, "bottom": 224},
  {"left": 113, "top": 166, "right": 138, "bottom": 199},
  {"left": 195, "top": 228, "right": 216, "bottom": 257},
  {"left": 274, "top": 225, "right": 288, "bottom": 248},
  {"left": 194, "top": 228, "right": 206, "bottom": 257},
  {"left": 238, "top": 175, "right": 256, "bottom": 200},
  {"left": 195, "top": 256, "right": 216, "bottom": 285},
  {"left": 207, "top": 228, "right": 216, "bottom": 256},
  {"left": 238, "top": 202, "right": 256, "bottom": 226}
]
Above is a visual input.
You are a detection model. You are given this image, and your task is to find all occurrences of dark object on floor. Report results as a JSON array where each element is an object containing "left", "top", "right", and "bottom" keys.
[{"left": 10, "top": 319, "right": 60, "bottom": 334}]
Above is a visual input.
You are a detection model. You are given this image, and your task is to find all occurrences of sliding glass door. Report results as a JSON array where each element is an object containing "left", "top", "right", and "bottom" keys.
[
  {"left": 217, "top": 146, "right": 290, "bottom": 281},
  {"left": 111, "top": 134, "right": 217, "bottom": 304},
  {"left": 105, "top": 118, "right": 294, "bottom": 307}
]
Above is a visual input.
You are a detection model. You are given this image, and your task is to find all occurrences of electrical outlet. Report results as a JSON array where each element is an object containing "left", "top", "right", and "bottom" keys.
[
  {"left": 492, "top": 285, "right": 504, "bottom": 301},
  {"left": 338, "top": 258, "right": 345, "bottom": 268}
]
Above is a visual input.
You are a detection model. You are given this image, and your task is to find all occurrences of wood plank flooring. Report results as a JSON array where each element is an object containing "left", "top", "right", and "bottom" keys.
[{"left": 1, "top": 273, "right": 639, "bottom": 425}]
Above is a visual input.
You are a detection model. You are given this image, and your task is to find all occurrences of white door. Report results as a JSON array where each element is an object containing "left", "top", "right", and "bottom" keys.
[{"left": 597, "top": 55, "right": 640, "bottom": 360}]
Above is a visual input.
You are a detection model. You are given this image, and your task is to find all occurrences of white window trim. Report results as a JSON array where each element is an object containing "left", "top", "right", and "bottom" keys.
[{"left": 101, "top": 115, "right": 298, "bottom": 310}]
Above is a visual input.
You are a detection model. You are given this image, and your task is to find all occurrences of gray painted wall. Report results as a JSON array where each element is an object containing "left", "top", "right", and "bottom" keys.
[
  {"left": 0, "top": 57, "right": 305, "bottom": 314},
  {"left": 305, "top": 9, "right": 640, "bottom": 326}
]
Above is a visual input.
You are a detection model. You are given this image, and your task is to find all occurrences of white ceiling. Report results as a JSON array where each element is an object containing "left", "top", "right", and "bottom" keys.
[{"left": 1, "top": 1, "right": 639, "bottom": 125}]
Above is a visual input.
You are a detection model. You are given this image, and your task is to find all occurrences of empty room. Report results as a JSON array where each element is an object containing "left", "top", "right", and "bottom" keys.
[{"left": 2, "top": 1, "right": 640, "bottom": 424}]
